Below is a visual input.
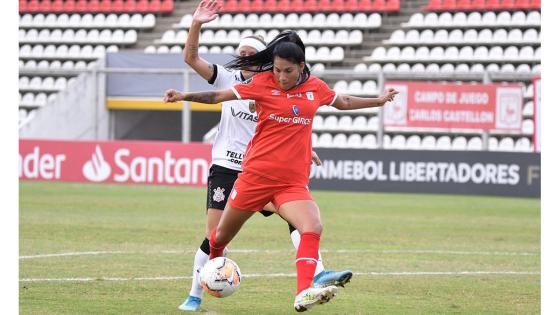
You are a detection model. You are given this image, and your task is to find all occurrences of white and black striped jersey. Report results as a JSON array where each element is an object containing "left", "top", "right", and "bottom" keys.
[{"left": 207, "top": 64, "right": 257, "bottom": 171}]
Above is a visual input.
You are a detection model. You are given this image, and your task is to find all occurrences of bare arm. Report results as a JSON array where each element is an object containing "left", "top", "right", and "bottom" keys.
[
  {"left": 163, "top": 88, "right": 237, "bottom": 104},
  {"left": 183, "top": 0, "right": 220, "bottom": 81},
  {"left": 331, "top": 88, "right": 399, "bottom": 111}
]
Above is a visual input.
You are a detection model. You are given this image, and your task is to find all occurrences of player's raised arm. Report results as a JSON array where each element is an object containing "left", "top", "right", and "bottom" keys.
[
  {"left": 183, "top": 0, "right": 221, "bottom": 81},
  {"left": 163, "top": 88, "right": 237, "bottom": 104},
  {"left": 331, "top": 88, "right": 399, "bottom": 111}
]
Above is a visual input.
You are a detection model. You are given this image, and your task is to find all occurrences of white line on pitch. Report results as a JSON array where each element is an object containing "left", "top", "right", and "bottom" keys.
[
  {"left": 19, "top": 249, "right": 538, "bottom": 260},
  {"left": 19, "top": 251, "right": 126, "bottom": 259},
  {"left": 19, "top": 271, "right": 540, "bottom": 283}
]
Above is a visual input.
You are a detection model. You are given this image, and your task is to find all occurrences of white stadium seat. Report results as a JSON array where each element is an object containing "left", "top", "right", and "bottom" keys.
[
  {"left": 511, "top": 11, "right": 526, "bottom": 25},
  {"left": 424, "top": 13, "right": 438, "bottom": 26},
  {"left": 436, "top": 136, "right": 451, "bottom": 150},
  {"left": 499, "top": 137, "right": 515, "bottom": 151},
  {"left": 517, "top": 63, "right": 531, "bottom": 74},
  {"left": 426, "top": 63, "right": 440, "bottom": 73},
  {"left": 367, "top": 13, "right": 382, "bottom": 28},
  {"left": 508, "top": 29, "right": 523, "bottom": 42},
  {"left": 411, "top": 63, "right": 425, "bottom": 72},
  {"left": 421, "top": 136, "right": 436, "bottom": 150},
  {"left": 489, "top": 46, "right": 504, "bottom": 60},
  {"left": 526, "top": 11, "right": 540, "bottom": 25},
  {"left": 311, "top": 133, "right": 319, "bottom": 146},
  {"left": 419, "top": 29, "right": 434, "bottom": 42},
  {"left": 390, "top": 30, "right": 405, "bottom": 43},
  {"left": 463, "top": 29, "right": 477, "bottom": 43},
  {"left": 312, "top": 116, "right": 324, "bottom": 130},
  {"left": 515, "top": 137, "right": 532, "bottom": 152},
  {"left": 367, "top": 116, "right": 379, "bottom": 130},
  {"left": 362, "top": 134, "right": 377, "bottom": 149},
  {"left": 333, "top": 80, "right": 347, "bottom": 94},
  {"left": 368, "top": 63, "right": 382, "bottom": 72},
  {"left": 496, "top": 11, "right": 511, "bottom": 25},
  {"left": 354, "top": 63, "right": 368, "bottom": 73},
  {"left": 347, "top": 134, "right": 362, "bottom": 148},
  {"left": 439, "top": 12, "right": 453, "bottom": 26},
  {"left": 353, "top": 116, "right": 367, "bottom": 131},
  {"left": 493, "top": 28, "right": 508, "bottom": 42},
  {"left": 317, "top": 133, "right": 333, "bottom": 148},
  {"left": 478, "top": 28, "right": 492, "bottom": 43},
  {"left": 391, "top": 135, "right": 406, "bottom": 149},
  {"left": 467, "top": 137, "right": 482, "bottom": 150},
  {"left": 522, "top": 119, "right": 534, "bottom": 134},
  {"left": 323, "top": 115, "right": 338, "bottom": 130},
  {"left": 157, "top": 45, "right": 170, "bottom": 53},
  {"left": 332, "top": 133, "right": 348, "bottom": 148},
  {"left": 338, "top": 115, "right": 353, "bottom": 130},
  {"left": 406, "top": 135, "right": 421, "bottom": 150},
  {"left": 347, "top": 81, "right": 362, "bottom": 95},
  {"left": 453, "top": 12, "right": 467, "bottom": 25},
  {"left": 382, "top": 63, "right": 397, "bottom": 73},
  {"left": 451, "top": 136, "right": 467, "bottom": 150}
]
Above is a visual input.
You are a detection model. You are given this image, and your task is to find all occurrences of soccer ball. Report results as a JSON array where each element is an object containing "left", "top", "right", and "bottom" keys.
[{"left": 199, "top": 257, "right": 241, "bottom": 298}]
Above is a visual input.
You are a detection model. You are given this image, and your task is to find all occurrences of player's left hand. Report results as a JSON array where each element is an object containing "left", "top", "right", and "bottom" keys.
[
  {"left": 311, "top": 151, "right": 322, "bottom": 166},
  {"left": 163, "top": 89, "right": 185, "bottom": 103},
  {"left": 380, "top": 88, "right": 399, "bottom": 105}
]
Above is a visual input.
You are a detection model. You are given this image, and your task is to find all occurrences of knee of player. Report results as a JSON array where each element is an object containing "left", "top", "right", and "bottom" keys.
[{"left": 302, "top": 221, "right": 323, "bottom": 234}]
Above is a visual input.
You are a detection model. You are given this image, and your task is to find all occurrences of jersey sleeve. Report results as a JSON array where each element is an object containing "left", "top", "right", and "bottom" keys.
[
  {"left": 316, "top": 79, "right": 337, "bottom": 106},
  {"left": 231, "top": 74, "right": 263, "bottom": 102},
  {"left": 208, "top": 64, "right": 234, "bottom": 89}
]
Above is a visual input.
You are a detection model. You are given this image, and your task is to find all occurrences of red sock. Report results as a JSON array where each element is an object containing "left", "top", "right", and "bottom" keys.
[
  {"left": 209, "top": 227, "right": 227, "bottom": 259},
  {"left": 295, "top": 232, "right": 320, "bottom": 294}
]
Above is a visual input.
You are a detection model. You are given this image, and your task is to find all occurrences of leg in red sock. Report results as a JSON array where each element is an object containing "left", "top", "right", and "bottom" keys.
[
  {"left": 295, "top": 232, "right": 321, "bottom": 294},
  {"left": 209, "top": 227, "right": 226, "bottom": 259}
]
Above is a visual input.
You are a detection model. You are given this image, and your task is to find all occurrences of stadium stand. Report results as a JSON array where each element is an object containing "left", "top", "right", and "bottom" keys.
[{"left": 19, "top": 0, "right": 540, "bottom": 152}]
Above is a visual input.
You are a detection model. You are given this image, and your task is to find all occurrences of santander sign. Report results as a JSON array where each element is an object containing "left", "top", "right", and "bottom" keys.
[{"left": 19, "top": 140, "right": 212, "bottom": 187}]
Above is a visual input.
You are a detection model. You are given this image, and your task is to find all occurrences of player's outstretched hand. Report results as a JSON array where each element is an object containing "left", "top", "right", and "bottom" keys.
[
  {"left": 380, "top": 88, "right": 399, "bottom": 105},
  {"left": 163, "top": 89, "right": 185, "bottom": 103},
  {"left": 193, "top": 0, "right": 221, "bottom": 24}
]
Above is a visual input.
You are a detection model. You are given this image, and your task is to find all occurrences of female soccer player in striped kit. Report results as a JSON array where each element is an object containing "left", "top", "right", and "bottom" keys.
[
  {"left": 177, "top": 1, "right": 352, "bottom": 311},
  {"left": 165, "top": 30, "right": 397, "bottom": 312}
]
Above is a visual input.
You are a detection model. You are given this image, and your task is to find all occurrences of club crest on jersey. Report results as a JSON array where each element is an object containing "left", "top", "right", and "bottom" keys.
[
  {"left": 292, "top": 105, "right": 300, "bottom": 116},
  {"left": 306, "top": 92, "right": 314, "bottom": 100},
  {"left": 213, "top": 187, "right": 226, "bottom": 202}
]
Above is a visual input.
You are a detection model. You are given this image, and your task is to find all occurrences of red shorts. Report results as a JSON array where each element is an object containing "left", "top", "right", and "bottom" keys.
[{"left": 227, "top": 171, "right": 313, "bottom": 211}]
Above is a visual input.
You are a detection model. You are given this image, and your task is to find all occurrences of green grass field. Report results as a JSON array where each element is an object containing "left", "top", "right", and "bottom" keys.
[{"left": 19, "top": 181, "right": 540, "bottom": 314}]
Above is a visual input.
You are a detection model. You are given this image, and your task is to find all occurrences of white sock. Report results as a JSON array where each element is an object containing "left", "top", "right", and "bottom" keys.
[
  {"left": 188, "top": 248, "right": 208, "bottom": 299},
  {"left": 290, "top": 229, "right": 325, "bottom": 276}
]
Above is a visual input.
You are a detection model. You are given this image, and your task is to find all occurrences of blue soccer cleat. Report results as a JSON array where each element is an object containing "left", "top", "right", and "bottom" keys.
[
  {"left": 312, "top": 270, "right": 353, "bottom": 288},
  {"left": 178, "top": 295, "right": 202, "bottom": 312}
]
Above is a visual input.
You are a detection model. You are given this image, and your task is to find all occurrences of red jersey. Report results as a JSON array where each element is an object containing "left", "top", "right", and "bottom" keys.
[{"left": 231, "top": 71, "right": 337, "bottom": 185}]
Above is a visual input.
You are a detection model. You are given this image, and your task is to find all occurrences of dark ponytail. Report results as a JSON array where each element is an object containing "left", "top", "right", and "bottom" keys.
[{"left": 225, "top": 30, "right": 311, "bottom": 81}]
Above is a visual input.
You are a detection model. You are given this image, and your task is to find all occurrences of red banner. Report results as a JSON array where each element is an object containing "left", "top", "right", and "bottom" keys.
[
  {"left": 384, "top": 81, "right": 523, "bottom": 131},
  {"left": 19, "top": 139, "right": 212, "bottom": 186}
]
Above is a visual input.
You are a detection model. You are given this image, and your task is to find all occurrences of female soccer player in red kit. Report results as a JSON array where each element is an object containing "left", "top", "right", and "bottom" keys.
[{"left": 164, "top": 31, "right": 398, "bottom": 312}]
